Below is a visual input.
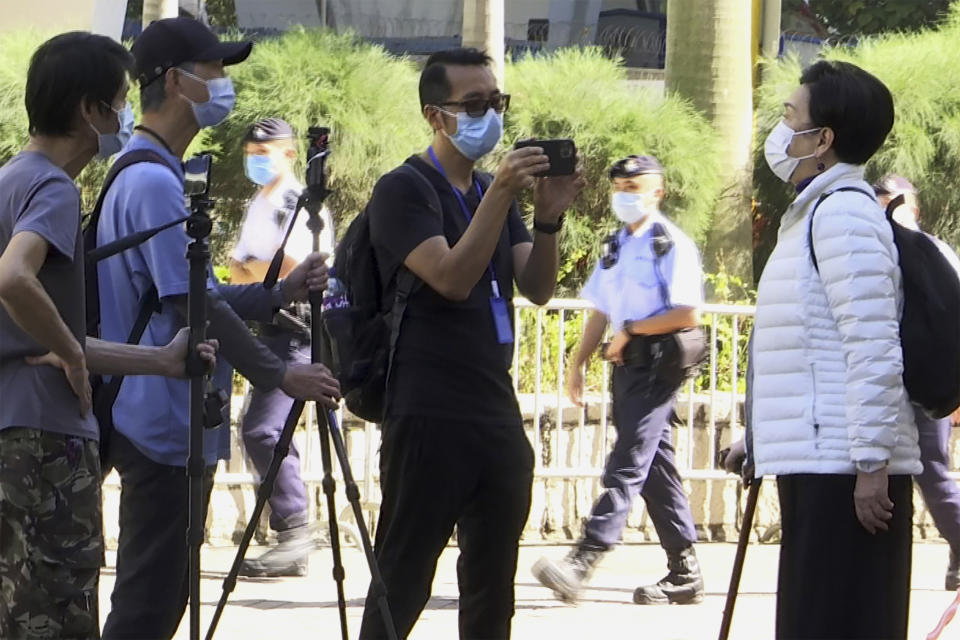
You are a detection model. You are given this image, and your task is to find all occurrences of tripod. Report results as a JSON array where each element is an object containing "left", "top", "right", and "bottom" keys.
[
  {"left": 206, "top": 131, "right": 396, "bottom": 640},
  {"left": 185, "top": 163, "right": 216, "bottom": 640}
]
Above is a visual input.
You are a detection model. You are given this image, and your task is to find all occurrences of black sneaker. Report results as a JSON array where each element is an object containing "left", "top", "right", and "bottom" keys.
[{"left": 633, "top": 546, "right": 704, "bottom": 605}]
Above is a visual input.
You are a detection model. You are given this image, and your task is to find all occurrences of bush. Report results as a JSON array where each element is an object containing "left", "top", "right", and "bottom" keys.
[
  {"left": 501, "top": 47, "right": 722, "bottom": 295},
  {"left": 0, "top": 30, "right": 722, "bottom": 292},
  {"left": 754, "top": 3, "right": 960, "bottom": 273}
]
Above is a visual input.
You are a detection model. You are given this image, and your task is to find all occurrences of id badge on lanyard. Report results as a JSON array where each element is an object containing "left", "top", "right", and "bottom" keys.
[{"left": 428, "top": 147, "right": 514, "bottom": 344}]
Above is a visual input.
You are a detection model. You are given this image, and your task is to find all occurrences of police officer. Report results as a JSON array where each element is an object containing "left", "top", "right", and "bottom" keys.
[
  {"left": 532, "top": 155, "right": 705, "bottom": 605},
  {"left": 229, "top": 117, "right": 335, "bottom": 577}
]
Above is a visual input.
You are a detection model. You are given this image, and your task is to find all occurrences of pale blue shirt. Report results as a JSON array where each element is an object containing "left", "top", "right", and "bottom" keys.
[
  {"left": 97, "top": 135, "right": 231, "bottom": 466},
  {"left": 580, "top": 212, "right": 704, "bottom": 328}
]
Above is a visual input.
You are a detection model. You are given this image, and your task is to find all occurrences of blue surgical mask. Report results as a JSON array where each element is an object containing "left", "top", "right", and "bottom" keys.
[
  {"left": 611, "top": 191, "right": 655, "bottom": 224},
  {"left": 90, "top": 101, "right": 134, "bottom": 159},
  {"left": 440, "top": 107, "right": 503, "bottom": 161},
  {"left": 245, "top": 154, "right": 279, "bottom": 186},
  {"left": 180, "top": 70, "right": 235, "bottom": 128}
]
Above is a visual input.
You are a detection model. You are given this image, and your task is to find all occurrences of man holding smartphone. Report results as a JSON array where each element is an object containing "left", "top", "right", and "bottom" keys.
[{"left": 358, "top": 47, "right": 584, "bottom": 639}]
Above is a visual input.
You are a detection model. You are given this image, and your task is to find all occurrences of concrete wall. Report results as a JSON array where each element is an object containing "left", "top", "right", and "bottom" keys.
[{"left": 3, "top": 0, "right": 127, "bottom": 40}]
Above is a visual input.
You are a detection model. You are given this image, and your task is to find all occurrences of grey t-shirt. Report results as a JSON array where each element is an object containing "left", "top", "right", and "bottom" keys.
[{"left": 0, "top": 151, "right": 98, "bottom": 440}]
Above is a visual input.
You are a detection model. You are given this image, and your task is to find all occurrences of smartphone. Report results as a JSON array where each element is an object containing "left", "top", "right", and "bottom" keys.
[
  {"left": 183, "top": 153, "right": 212, "bottom": 198},
  {"left": 514, "top": 138, "right": 577, "bottom": 176}
]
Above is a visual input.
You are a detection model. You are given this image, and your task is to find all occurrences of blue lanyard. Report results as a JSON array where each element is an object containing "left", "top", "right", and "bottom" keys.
[{"left": 427, "top": 146, "right": 502, "bottom": 298}]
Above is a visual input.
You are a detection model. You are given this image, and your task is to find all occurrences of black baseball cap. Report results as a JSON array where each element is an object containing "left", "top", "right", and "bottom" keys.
[
  {"left": 609, "top": 154, "right": 664, "bottom": 179},
  {"left": 244, "top": 117, "right": 295, "bottom": 143},
  {"left": 132, "top": 17, "right": 252, "bottom": 87}
]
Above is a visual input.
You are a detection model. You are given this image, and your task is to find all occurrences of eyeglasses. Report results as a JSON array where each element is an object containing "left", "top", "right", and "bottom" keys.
[{"left": 439, "top": 94, "right": 511, "bottom": 117}]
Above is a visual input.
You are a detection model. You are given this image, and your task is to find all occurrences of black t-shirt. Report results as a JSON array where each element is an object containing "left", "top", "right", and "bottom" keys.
[{"left": 367, "top": 155, "right": 532, "bottom": 424}]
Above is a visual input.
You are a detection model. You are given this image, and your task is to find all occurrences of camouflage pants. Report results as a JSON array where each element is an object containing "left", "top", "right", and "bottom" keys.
[{"left": 0, "top": 428, "right": 103, "bottom": 639}]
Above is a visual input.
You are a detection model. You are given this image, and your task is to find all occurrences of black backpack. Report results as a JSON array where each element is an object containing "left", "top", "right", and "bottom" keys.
[
  {"left": 321, "top": 163, "right": 487, "bottom": 423},
  {"left": 809, "top": 187, "right": 960, "bottom": 418},
  {"left": 83, "top": 149, "right": 180, "bottom": 468}
]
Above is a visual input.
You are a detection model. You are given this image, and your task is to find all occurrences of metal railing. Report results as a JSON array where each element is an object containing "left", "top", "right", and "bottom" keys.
[{"left": 206, "top": 299, "right": 755, "bottom": 498}]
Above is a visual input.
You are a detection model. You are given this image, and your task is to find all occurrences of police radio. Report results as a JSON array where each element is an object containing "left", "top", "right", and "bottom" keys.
[{"left": 601, "top": 232, "right": 620, "bottom": 269}]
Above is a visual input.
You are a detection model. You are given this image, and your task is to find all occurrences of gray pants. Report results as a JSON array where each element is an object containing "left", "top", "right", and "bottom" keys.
[
  {"left": 240, "top": 331, "right": 310, "bottom": 531},
  {"left": 916, "top": 406, "right": 960, "bottom": 549}
]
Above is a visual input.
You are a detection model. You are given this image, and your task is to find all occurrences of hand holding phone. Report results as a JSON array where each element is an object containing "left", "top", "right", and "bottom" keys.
[{"left": 514, "top": 138, "right": 577, "bottom": 176}]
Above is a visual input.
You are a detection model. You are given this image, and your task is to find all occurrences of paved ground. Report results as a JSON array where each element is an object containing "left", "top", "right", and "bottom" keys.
[{"left": 98, "top": 541, "right": 955, "bottom": 639}]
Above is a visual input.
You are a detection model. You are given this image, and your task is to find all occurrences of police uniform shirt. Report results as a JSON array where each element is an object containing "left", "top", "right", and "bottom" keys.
[
  {"left": 580, "top": 212, "right": 704, "bottom": 328},
  {"left": 232, "top": 174, "right": 335, "bottom": 264}
]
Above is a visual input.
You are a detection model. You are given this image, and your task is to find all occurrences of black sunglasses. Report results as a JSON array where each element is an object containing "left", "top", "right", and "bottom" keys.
[{"left": 439, "top": 94, "right": 511, "bottom": 118}]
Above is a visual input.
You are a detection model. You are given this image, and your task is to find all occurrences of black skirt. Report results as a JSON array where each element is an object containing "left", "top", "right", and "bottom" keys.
[{"left": 775, "top": 473, "right": 913, "bottom": 640}]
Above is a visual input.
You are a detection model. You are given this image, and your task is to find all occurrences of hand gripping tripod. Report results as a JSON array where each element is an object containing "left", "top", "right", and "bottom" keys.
[{"left": 206, "top": 128, "right": 396, "bottom": 640}]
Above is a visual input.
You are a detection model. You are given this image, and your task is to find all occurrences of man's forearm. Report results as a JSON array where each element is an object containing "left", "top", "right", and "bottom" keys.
[
  {"left": 215, "top": 282, "right": 283, "bottom": 323},
  {"left": 518, "top": 231, "right": 559, "bottom": 305},
  {"left": 171, "top": 293, "right": 286, "bottom": 390},
  {"left": 86, "top": 338, "right": 174, "bottom": 377},
  {"left": 433, "top": 185, "right": 515, "bottom": 298},
  {"left": 0, "top": 273, "right": 83, "bottom": 365},
  {"left": 573, "top": 311, "right": 608, "bottom": 369},
  {"left": 626, "top": 307, "right": 700, "bottom": 336}
]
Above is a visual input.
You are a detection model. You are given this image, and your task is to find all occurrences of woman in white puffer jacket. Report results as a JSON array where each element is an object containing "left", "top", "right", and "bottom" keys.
[{"left": 752, "top": 60, "right": 921, "bottom": 640}]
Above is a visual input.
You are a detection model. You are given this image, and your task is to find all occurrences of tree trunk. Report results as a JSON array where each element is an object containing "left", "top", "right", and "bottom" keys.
[
  {"left": 666, "top": 0, "right": 755, "bottom": 284},
  {"left": 462, "top": 0, "right": 505, "bottom": 89},
  {"left": 142, "top": 0, "right": 177, "bottom": 27}
]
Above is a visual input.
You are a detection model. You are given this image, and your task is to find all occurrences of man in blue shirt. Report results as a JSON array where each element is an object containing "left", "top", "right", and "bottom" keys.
[
  {"left": 94, "top": 18, "right": 340, "bottom": 639},
  {"left": 533, "top": 155, "right": 706, "bottom": 606}
]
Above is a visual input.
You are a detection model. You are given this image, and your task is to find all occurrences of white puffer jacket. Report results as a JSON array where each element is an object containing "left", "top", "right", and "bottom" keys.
[{"left": 752, "top": 163, "right": 922, "bottom": 477}]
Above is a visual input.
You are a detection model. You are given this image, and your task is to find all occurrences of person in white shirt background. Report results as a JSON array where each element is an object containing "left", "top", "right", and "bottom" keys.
[
  {"left": 873, "top": 173, "right": 960, "bottom": 591},
  {"left": 230, "top": 117, "right": 335, "bottom": 576}
]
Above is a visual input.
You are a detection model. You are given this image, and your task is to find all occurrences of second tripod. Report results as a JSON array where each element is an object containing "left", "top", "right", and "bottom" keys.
[{"left": 206, "top": 128, "right": 397, "bottom": 640}]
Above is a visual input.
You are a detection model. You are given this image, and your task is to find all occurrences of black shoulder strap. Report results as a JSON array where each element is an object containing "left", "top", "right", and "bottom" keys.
[
  {"left": 85, "top": 149, "right": 172, "bottom": 231},
  {"left": 92, "top": 285, "right": 160, "bottom": 418},
  {"left": 384, "top": 163, "right": 439, "bottom": 388},
  {"left": 808, "top": 186, "right": 875, "bottom": 273},
  {"left": 651, "top": 222, "right": 674, "bottom": 311}
]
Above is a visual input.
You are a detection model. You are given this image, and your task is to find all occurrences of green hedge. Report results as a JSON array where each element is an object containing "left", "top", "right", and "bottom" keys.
[
  {"left": 754, "top": 3, "right": 960, "bottom": 273},
  {"left": 0, "top": 29, "right": 722, "bottom": 291}
]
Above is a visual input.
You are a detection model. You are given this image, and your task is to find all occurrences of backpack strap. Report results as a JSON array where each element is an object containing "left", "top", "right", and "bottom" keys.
[
  {"left": 84, "top": 149, "right": 173, "bottom": 233},
  {"left": 92, "top": 285, "right": 160, "bottom": 420},
  {"left": 808, "top": 186, "right": 876, "bottom": 273},
  {"left": 383, "top": 163, "right": 442, "bottom": 387}
]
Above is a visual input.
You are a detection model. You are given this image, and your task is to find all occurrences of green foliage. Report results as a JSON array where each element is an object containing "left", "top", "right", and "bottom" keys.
[
  {"left": 754, "top": 3, "right": 960, "bottom": 272},
  {"left": 785, "top": 0, "right": 952, "bottom": 37},
  {"left": 0, "top": 31, "right": 721, "bottom": 290},
  {"left": 501, "top": 47, "right": 723, "bottom": 295}
]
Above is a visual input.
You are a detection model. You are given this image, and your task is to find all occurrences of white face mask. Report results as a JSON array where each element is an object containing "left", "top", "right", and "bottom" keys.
[
  {"left": 764, "top": 121, "right": 822, "bottom": 182},
  {"left": 611, "top": 191, "right": 656, "bottom": 224}
]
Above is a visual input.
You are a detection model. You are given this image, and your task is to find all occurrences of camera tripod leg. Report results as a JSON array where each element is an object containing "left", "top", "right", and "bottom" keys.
[
  {"left": 205, "top": 400, "right": 307, "bottom": 640},
  {"left": 315, "top": 408, "right": 349, "bottom": 640},
  {"left": 326, "top": 409, "right": 398, "bottom": 640}
]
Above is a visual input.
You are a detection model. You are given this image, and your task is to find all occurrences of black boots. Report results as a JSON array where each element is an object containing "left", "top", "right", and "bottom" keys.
[
  {"left": 532, "top": 542, "right": 607, "bottom": 603},
  {"left": 632, "top": 545, "right": 704, "bottom": 605},
  {"left": 238, "top": 524, "right": 313, "bottom": 577},
  {"left": 947, "top": 547, "right": 960, "bottom": 591}
]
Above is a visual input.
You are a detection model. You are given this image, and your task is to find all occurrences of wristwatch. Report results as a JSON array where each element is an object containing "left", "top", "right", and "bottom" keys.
[
  {"left": 855, "top": 459, "right": 889, "bottom": 473},
  {"left": 622, "top": 319, "right": 637, "bottom": 336},
  {"left": 533, "top": 213, "right": 564, "bottom": 234}
]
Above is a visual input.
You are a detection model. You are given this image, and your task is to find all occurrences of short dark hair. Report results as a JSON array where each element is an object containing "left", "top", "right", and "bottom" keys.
[
  {"left": 25, "top": 32, "right": 134, "bottom": 137},
  {"left": 419, "top": 48, "right": 492, "bottom": 109},
  {"left": 140, "top": 63, "right": 193, "bottom": 113},
  {"left": 799, "top": 60, "right": 894, "bottom": 165}
]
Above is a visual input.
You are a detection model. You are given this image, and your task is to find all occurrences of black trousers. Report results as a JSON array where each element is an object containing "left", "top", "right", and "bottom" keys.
[
  {"left": 101, "top": 432, "right": 214, "bottom": 640},
  {"left": 358, "top": 416, "right": 534, "bottom": 640},
  {"left": 776, "top": 473, "right": 913, "bottom": 640}
]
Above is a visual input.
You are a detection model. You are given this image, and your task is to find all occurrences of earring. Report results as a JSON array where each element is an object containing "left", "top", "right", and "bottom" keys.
[{"left": 817, "top": 161, "right": 825, "bottom": 172}]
